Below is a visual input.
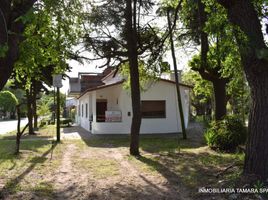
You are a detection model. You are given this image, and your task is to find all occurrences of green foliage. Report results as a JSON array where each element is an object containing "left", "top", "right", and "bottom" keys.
[
  {"left": 60, "top": 118, "right": 72, "bottom": 126},
  {"left": 120, "top": 61, "right": 164, "bottom": 92},
  {"left": 37, "top": 92, "right": 65, "bottom": 117},
  {"left": 37, "top": 99, "right": 50, "bottom": 117},
  {"left": 14, "top": 0, "right": 82, "bottom": 89},
  {"left": 182, "top": 70, "right": 213, "bottom": 118},
  {"left": 83, "top": 0, "right": 165, "bottom": 71},
  {"left": 205, "top": 115, "right": 247, "bottom": 152},
  {"left": 3, "top": 81, "right": 27, "bottom": 116},
  {"left": 183, "top": 0, "right": 250, "bottom": 119},
  {"left": 0, "top": 91, "right": 18, "bottom": 113},
  {"left": 70, "top": 108, "right": 76, "bottom": 121},
  {"left": 182, "top": 69, "right": 212, "bottom": 104},
  {"left": 3, "top": 80, "right": 26, "bottom": 104}
]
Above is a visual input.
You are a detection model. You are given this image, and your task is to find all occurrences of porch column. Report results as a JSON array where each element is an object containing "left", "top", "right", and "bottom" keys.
[{"left": 92, "top": 91, "right": 96, "bottom": 122}]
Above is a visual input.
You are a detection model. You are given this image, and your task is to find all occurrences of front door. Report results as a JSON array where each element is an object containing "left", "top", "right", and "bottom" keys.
[{"left": 96, "top": 100, "right": 107, "bottom": 122}]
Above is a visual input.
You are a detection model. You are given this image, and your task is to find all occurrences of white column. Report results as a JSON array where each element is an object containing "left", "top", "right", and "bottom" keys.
[{"left": 92, "top": 91, "right": 96, "bottom": 122}]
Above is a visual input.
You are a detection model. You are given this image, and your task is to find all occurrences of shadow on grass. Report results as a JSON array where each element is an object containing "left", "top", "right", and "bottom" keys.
[
  {"left": 0, "top": 126, "right": 54, "bottom": 140},
  {"left": 0, "top": 142, "right": 57, "bottom": 199},
  {"left": 0, "top": 140, "right": 52, "bottom": 165},
  {"left": 62, "top": 122, "right": 206, "bottom": 152},
  {"left": 80, "top": 134, "right": 206, "bottom": 155},
  {"left": 137, "top": 155, "right": 183, "bottom": 185},
  {"left": 51, "top": 176, "right": 183, "bottom": 200},
  {"left": 134, "top": 149, "right": 243, "bottom": 199},
  {"left": 0, "top": 134, "right": 53, "bottom": 140}
]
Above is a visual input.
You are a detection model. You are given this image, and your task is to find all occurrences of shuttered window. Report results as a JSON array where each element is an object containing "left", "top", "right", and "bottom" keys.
[{"left": 141, "top": 101, "right": 166, "bottom": 118}]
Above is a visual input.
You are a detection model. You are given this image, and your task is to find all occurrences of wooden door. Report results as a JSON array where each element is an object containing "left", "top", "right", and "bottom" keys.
[{"left": 96, "top": 101, "right": 107, "bottom": 122}]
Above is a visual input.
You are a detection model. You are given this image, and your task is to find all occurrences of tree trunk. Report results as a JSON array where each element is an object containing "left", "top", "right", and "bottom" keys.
[
  {"left": 167, "top": 9, "right": 187, "bottom": 139},
  {"left": 33, "top": 97, "right": 38, "bottom": 129},
  {"left": 125, "top": 0, "right": 141, "bottom": 156},
  {"left": 212, "top": 79, "right": 227, "bottom": 120},
  {"left": 217, "top": 0, "right": 268, "bottom": 180},
  {"left": 0, "top": 27, "right": 20, "bottom": 90},
  {"left": 32, "top": 81, "right": 38, "bottom": 130},
  {"left": 244, "top": 66, "right": 268, "bottom": 180},
  {"left": 15, "top": 105, "right": 21, "bottom": 155},
  {"left": 195, "top": 0, "right": 228, "bottom": 121},
  {"left": 0, "top": 0, "right": 37, "bottom": 90},
  {"left": 26, "top": 90, "right": 34, "bottom": 135}
]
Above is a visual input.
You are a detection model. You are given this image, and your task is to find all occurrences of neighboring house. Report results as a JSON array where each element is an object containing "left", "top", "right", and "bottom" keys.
[
  {"left": 67, "top": 68, "right": 113, "bottom": 122},
  {"left": 68, "top": 68, "right": 191, "bottom": 134},
  {"left": 65, "top": 97, "right": 78, "bottom": 121}
]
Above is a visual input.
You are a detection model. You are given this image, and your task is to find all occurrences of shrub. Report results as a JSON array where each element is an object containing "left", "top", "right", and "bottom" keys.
[
  {"left": 204, "top": 115, "right": 247, "bottom": 152},
  {"left": 60, "top": 118, "right": 72, "bottom": 126},
  {"left": 70, "top": 108, "right": 76, "bottom": 122}
]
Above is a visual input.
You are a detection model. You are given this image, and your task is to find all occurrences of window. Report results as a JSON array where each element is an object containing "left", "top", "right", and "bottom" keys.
[
  {"left": 141, "top": 100, "right": 166, "bottom": 118},
  {"left": 82, "top": 104, "right": 84, "bottom": 117},
  {"left": 86, "top": 103, "right": 88, "bottom": 118},
  {"left": 78, "top": 105, "right": 80, "bottom": 116}
]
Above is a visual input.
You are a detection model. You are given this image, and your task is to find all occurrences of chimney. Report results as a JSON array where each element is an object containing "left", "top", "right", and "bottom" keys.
[{"left": 170, "top": 70, "right": 182, "bottom": 82}]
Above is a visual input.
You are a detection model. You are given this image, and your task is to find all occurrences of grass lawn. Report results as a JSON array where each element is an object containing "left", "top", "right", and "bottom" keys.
[
  {"left": 0, "top": 125, "right": 56, "bottom": 140},
  {"left": 0, "top": 123, "right": 253, "bottom": 200}
]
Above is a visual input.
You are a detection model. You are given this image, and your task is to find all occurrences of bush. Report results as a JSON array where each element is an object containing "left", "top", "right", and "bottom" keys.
[
  {"left": 70, "top": 108, "right": 76, "bottom": 122},
  {"left": 39, "top": 117, "right": 51, "bottom": 127},
  {"left": 204, "top": 115, "right": 247, "bottom": 152},
  {"left": 60, "top": 118, "right": 72, "bottom": 126}
]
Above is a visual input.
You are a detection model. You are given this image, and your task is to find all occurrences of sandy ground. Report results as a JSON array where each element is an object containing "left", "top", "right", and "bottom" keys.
[
  {"left": 0, "top": 122, "right": 248, "bottom": 200},
  {"left": 45, "top": 142, "right": 191, "bottom": 200}
]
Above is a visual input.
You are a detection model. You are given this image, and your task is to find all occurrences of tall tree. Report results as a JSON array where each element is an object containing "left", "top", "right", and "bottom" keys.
[
  {"left": 216, "top": 0, "right": 268, "bottom": 180},
  {"left": 82, "top": 0, "right": 166, "bottom": 155},
  {"left": 125, "top": 0, "right": 141, "bottom": 155},
  {"left": 0, "top": 0, "right": 37, "bottom": 90},
  {"left": 0, "top": 0, "right": 81, "bottom": 91},
  {"left": 196, "top": 0, "right": 228, "bottom": 120},
  {"left": 179, "top": 0, "right": 243, "bottom": 120},
  {"left": 12, "top": 0, "right": 81, "bottom": 134}
]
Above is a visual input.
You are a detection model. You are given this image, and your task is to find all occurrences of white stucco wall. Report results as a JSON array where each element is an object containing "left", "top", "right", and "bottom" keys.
[
  {"left": 91, "top": 85, "right": 132, "bottom": 134},
  {"left": 69, "top": 81, "right": 80, "bottom": 93},
  {"left": 77, "top": 80, "right": 190, "bottom": 134},
  {"left": 78, "top": 93, "right": 90, "bottom": 131},
  {"left": 139, "top": 81, "right": 190, "bottom": 133}
]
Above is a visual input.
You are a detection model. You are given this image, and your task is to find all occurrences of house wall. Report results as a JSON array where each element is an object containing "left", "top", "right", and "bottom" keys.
[
  {"left": 66, "top": 98, "right": 77, "bottom": 107},
  {"left": 78, "top": 81, "right": 190, "bottom": 134},
  {"left": 91, "top": 85, "right": 132, "bottom": 134},
  {"left": 69, "top": 81, "right": 80, "bottom": 93},
  {"left": 139, "top": 81, "right": 190, "bottom": 133},
  {"left": 78, "top": 93, "right": 93, "bottom": 131}
]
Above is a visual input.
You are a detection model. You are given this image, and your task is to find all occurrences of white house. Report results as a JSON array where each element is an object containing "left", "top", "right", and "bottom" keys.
[{"left": 71, "top": 69, "right": 191, "bottom": 134}]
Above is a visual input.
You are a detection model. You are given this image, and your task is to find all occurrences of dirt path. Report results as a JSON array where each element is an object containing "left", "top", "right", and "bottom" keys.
[
  {"left": 108, "top": 148, "right": 191, "bottom": 200},
  {"left": 0, "top": 122, "right": 244, "bottom": 200},
  {"left": 51, "top": 143, "right": 92, "bottom": 199},
  {"left": 45, "top": 142, "right": 191, "bottom": 200}
]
